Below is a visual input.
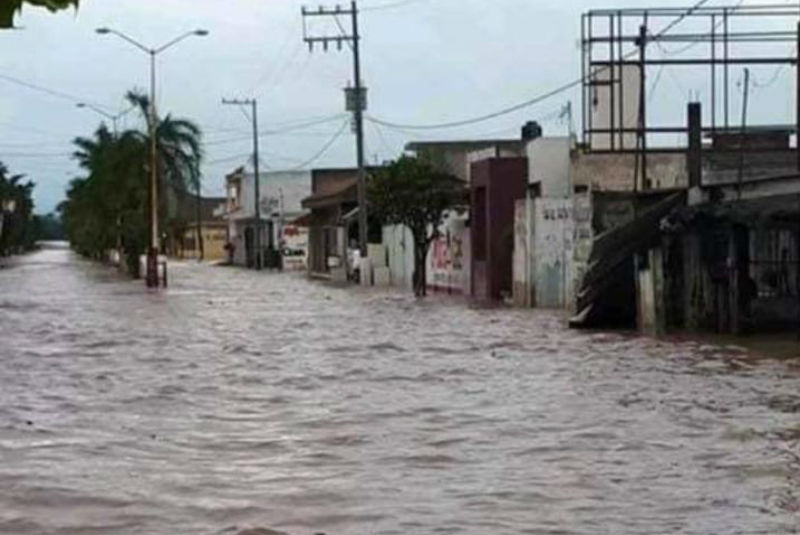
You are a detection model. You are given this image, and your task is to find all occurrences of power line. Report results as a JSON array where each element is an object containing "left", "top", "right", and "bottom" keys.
[
  {"left": 361, "top": 0, "right": 429, "bottom": 12},
  {"left": 203, "top": 114, "right": 348, "bottom": 146},
  {"left": 206, "top": 152, "right": 252, "bottom": 165},
  {"left": 0, "top": 73, "right": 108, "bottom": 109},
  {"left": 368, "top": 79, "right": 583, "bottom": 130},
  {"left": 292, "top": 119, "right": 350, "bottom": 170},
  {"left": 368, "top": 0, "right": 714, "bottom": 131}
]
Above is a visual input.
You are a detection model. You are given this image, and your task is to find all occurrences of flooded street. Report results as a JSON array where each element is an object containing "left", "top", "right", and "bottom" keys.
[{"left": 1, "top": 244, "right": 799, "bottom": 535}]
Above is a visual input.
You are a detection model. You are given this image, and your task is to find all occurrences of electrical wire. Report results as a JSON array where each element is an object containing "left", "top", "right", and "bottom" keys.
[
  {"left": 203, "top": 114, "right": 348, "bottom": 146},
  {"left": 0, "top": 73, "right": 104, "bottom": 108},
  {"left": 367, "top": 0, "right": 714, "bottom": 131},
  {"left": 653, "top": 0, "right": 745, "bottom": 57},
  {"left": 206, "top": 152, "right": 252, "bottom": 166},
  {"left": 361, "top": 0, "right": 429, "bottom": 12},
  {"left": 292, "top": 119, "right": 350, "bottom": 170}
]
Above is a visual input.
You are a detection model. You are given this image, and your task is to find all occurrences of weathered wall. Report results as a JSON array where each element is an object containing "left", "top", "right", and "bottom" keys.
[
  {"left": 427, "top": 214, "right": 470, "bottom": 294},
  {"left": 383, "top": 217, "right": 471, "bottom": 294},
  {"left": 533, "top": 198, "right": 575, "bottom": 309},
  {"left": 573, "top": 152, "right": 687, "bottom": 191},
  {"left": 382, "top": 224, "right": 414, "bottom": 291},
  {"left": 703, "top": 151, "right": 796, "bottom": 187},
  {"left": 590, "top": 64, "right": 640, "bottom": 151},
  {"left": 512, "top": 198, "right": 534, "bottom": 307},
  {"left": 527, "top": 137, "right": 572, "bottom": 198},
  {"left": 471, "top": 157, "right": 528, "bottom": 300},
  {"left": 181, "top": 225, "right": 227, "bottom": 261},
  {"left": 571, "top": 190, "right": 594, "bottom": 314}
]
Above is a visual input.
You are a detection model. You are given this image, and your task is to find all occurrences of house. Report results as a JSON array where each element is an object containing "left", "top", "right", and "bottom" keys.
[
  {"left": 299, "top": 167, "right": 382, "bottom": 281},
  {"left": 175, "top": 194, "right": 228, "bottom": 261},
  {"left": 383, "top": 138, "right": 526, "bottom": 295},
  {"left": 222, "top": 167, "right": 311, "bottom": 269},
  {"left": 567, "top": 6, "right": 800, "bottom": 336}
]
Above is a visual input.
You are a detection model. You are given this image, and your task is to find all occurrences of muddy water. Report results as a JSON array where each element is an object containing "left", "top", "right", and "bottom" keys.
[{"left": 1, "top": 243, "right": 798, "bottom": 535}]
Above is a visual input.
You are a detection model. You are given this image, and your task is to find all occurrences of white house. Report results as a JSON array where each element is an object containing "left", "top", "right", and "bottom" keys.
[{"left": 222, "top": 167, "right": 311, "bottom": 269}]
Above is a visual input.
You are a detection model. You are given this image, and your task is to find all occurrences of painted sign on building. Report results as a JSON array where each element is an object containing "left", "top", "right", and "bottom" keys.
[{"left": 427, "top": 216, "right": 470, "bottom": 294}]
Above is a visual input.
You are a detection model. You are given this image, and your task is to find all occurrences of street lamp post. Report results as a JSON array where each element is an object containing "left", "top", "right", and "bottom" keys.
[
  {"left": 76, "top": 102, "right": 134, "bottom": 135},
  {"left": 96, "top": 27, "right": 208, "bottom": 288}
]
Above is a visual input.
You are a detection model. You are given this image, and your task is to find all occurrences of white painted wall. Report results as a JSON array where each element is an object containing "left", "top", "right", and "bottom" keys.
[
  {"left": 383, "top": 224, "right": 414, "bottom": 290},
  {"left": 533, "top": 198, "right": 575, "bottom": 309},
  {"left": 427, "top": 213, "right": 470, "bottom": 294},
  {"left": 590, "top": 64, "right": 640, "bottom": 151},
  {"left": 527, "top": 137, "right": 572, "bottom": 198}
]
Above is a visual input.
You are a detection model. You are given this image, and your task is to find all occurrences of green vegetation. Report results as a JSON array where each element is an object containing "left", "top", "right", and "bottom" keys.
[
  {"left": 0, "top": 162, "right": 37, "bottom": 255},
  {"left": 34, "top": 213, "right": 65, "bottom": 240},
  {"left": 59, "top": 89, "right": 204, "bottom": 277},
  {"left": 0, "top": 0, "right": 78, "bottom": 28},
  {"left": 368, "top": 156, "right": 465, "bottom": 296}
]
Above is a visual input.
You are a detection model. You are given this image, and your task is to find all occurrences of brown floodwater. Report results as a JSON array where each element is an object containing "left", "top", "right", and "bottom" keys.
[{"left": 1, "top": 243, "right": 799, "bottom": 535}]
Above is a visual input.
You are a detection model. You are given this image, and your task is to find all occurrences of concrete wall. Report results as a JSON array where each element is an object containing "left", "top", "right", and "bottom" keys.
[
  {"left": 590, "top": 64, "right": 640, "bottom": 151},
  {"left": 527, "top": 137, "right": 572, "bottom": 198},
  {"left": 181, "top": 224, "right": 227, "bottom": 261},
  {"left": 513, "top": 198, "right": 534, "bottom": 307},
  {"left": 383, "top": 215, "right": 471, "bottom": 294},
  {"left": 533, "top": 198, "right": 575, "bottom": 309},
  {"left": 571, "top": 190, "right": 594, "bottom": 314},
  {"left": 428, "top": 214, "right": 470, "bottom": 294},
  {"left": 471, "top": 157, "right": 528, "bottom": 300},
  {"left": 573, "top": 152, "right": 687, "bottom": 191},
  {"left": 383, "top": 224, "right": 415, "bottom": 291}
]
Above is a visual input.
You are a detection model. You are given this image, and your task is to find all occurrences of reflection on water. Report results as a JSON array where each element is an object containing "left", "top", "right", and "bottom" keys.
[{"left": 1, "top": 244, "right": 798, "bottom": 535}]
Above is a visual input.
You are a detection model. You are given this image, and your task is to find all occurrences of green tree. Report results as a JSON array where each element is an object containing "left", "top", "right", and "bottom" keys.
[
  {"left": 368, "top": 156, "right": 466, "bottom": 297},
  {"left": 125, "top": 89, "right": 204, "bottom": 257},
  {"left": 61, "top": 124, "right": 148, "bottom": 272},
  {"left": 0, "top": 0, "right": 78, "bottom": 28},
  {"left": 0, "top": 161, "right": 37, "bottom": 255},
  {"left": 60, "top": 89, "right": 205, "bottom": 276}
]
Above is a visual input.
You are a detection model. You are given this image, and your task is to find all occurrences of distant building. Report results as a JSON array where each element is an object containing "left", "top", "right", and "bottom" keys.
[
  {"left": 222, "top": 167, "right": 311, "bottom": 269},
  {"left": 163, "top": 191, "right": 227, "bottom": 262},
  {"left": 299, "top": 167, "right": 382, "bottom": 281}
]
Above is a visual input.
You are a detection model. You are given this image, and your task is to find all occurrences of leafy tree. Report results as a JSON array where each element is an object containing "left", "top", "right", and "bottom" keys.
[
  {"left": 61, "top": 124, "right": 149, "bottom": 272},
  {"left": 368, "top": 156, "right": 466, "bottom": 296},
  {"left": 0, "top": 0, "right": 78, "bottom": 29},
  {"left": 125, "top": 89, "right": 204, "bottom": 256},
  {"left": 34, "top": 212, "right": 65, "bottom": 240},
  {"left": 60, "top": 89, "right": 205, "bottom": 276},
  {"left": 0, "top": 161, "right": 37, "bottom": 255}
]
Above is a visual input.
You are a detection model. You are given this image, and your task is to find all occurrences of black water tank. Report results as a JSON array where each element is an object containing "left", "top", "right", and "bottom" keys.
[{"left": 521, "top": 121, "right": 543, "bottom": 141}]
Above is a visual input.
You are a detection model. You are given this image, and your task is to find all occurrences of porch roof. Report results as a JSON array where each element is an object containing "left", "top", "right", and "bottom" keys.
[{"left": 301, "top": 177, "right": 358, "bottom": 210}]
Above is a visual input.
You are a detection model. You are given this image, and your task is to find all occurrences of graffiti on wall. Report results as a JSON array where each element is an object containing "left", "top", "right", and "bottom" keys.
[{"left": 428, "top": 225, "right": 468, "bottom": 292}]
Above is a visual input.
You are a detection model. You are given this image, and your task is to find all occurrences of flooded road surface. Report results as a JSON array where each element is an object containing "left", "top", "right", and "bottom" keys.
[{"left": 1, "top": 244, "right": 799, "bottom": 535}]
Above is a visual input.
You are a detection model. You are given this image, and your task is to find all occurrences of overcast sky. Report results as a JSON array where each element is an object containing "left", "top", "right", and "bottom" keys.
[{"left": 1, "top": 0, "right": 796, "bottom": 213}]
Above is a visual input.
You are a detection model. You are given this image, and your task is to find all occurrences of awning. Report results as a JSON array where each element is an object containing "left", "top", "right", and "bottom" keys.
[{"left": 301, "top": 177, "right": 358, "bottom": 210}]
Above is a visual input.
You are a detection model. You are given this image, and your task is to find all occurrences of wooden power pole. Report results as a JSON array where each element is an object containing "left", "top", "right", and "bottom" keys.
[
  {"left": 301, "top": 1, "right": 368, "bottom": 257},
  {"left": 222, "top": 98, "right": 263, "bottom": 270}
]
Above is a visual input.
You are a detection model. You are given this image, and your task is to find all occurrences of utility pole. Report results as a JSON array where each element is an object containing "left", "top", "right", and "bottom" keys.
[
  {"left": 223, "top": 98, "right": 263, "bottom": 270},
  {"left": 737, "top": 68, "right": 750, "bottom": 200},
  {"left": 96, "top": 27, "right": 208, "bottom": 287},
  {"left": 301, "top": 0, "right": 368, "bottom": 257}
]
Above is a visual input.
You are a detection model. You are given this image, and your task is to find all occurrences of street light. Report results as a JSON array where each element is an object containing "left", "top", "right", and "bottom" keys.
[
  {"left": 75, "top": 102, "right": 134, "bottom": 135},
  {"left": 95, "top": 27, "right": 208, "bottom": 288}
]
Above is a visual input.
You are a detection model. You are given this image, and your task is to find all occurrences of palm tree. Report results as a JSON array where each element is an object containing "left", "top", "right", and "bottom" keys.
[
  {"left": 64, "top": 124, "right": 148, "bottom": 268},
  {"left": 125, "top": 89, "right": 204, "bottom": 258},
  {"left": 0, "top": 162, "right": 36, "bottom": 255}
]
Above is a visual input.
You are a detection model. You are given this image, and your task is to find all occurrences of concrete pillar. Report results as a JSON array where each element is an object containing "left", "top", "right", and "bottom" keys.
[{"left": 637, "top": 247, "right": 666, "bottom": 336}]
